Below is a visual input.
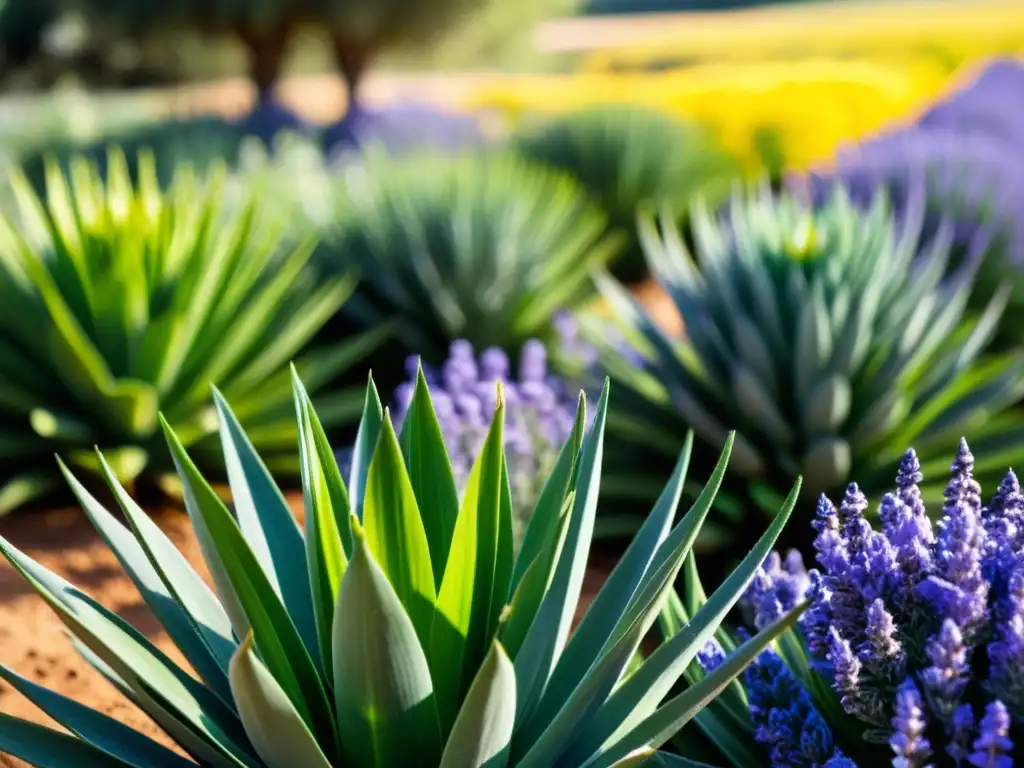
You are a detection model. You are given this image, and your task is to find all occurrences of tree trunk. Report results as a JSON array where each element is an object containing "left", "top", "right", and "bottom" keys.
[
  {"left": 236, "top": 24, "right": 292, "bottom": 105},
  {"left": 331, "top": 35, "right": 375, "bottom": 115}
]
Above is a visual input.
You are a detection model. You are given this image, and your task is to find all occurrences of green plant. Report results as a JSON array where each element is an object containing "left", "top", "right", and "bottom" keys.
[
  {"left": 16, "top": 116, "right": 253, "bottom": 195},
  {"left": 318, "top": 150, "right": 621, "bottom": 366},
  {"left": 0, "top": 371, "right": 805, "bottom": 767},
  {"left": 0, "top": 148, "right": 383, "bottom": 513},
  {"left": 513, "top": 104, "right": 740, "bottom": 284},
  {"left": 590, "top": 184, "right": 1024, "bottom": 553}
]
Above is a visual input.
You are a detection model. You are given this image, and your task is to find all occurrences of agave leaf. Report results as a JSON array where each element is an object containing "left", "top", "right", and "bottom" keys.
[
  {"left": 220, "top": 273, "right": 357, "bottom": 397},
  {"left": 293, "top": 370, "right": 349, "bottom": 682},
  {"left": 511, "top": 382, "right": 609, "bottom": 727},
  {"left": 615, "top": 435, "right": 738, "bottom": 636},
  {"left": 678, "top": 556, "right": 737, "bottom": 656},
  {"left": 518, "top": 433, "right": 693, "bottom": 738},
  {"left": 432, "top": 389, "right": 512, "bottom": 734},
  {"left": 887, "top": 356, "right": 1022, "bottom": 457},
  {"left": 0, "top": 714, "right": 136, "bottom": 768},
  {"left": 514, "top": 598, "right": 653, "bottom": 767},
  {"left": 730, "top": 315, "right": 778, "bottom": 398},
  {"left": 801, "top": 438, "right": 852, "bottom": 493},
  {"left": 585, "top": 604, "right": 807, "bottom": 767},
  {"left": 566, "top": 478, "right": 800, "bottom": 762},
  {"left": 731, "top": 366, "right": 793, "bottom": 445},
  {"left": 161, "top": 416, "right": 337, "bottom": 753},
  {"left": 500, "top": 491, "right": 576, "bottom": 658},
  {"left": 333, "top": 530, "right": 442, "bottom": 768},
  {"left": 174, "top": 235, "right": 321, "bottom": 413},
  {"left": 364, "top": 411, "right": 438, "bottom": 648},
  {"left": 792, "top": 282, "right": 831, "bottom": 403},
  {"left": 212, "top": 388, "right": 319, "bottom": 666},
  {"left": 439, "top": 641, "right": 517, "bottom": 768},
  {"left": 0, "top": 535, "right": 255, "bottom": 768},
  {"left": 676, "top": 704, "right": 759, "bottom": 768},
  {"left": 64, "top": 457, "right": 234, "bottom": 704},
  {"left": 803, "top": 374, "right": 852, "bottom": 433},
  {"left": 399, "top": 363, "right": 461, "bottom": 586},
  {"left": 349, "top": 373, "right": 384, "bottom": 520},
  {"left": 229, "top": 632, "right": 334, "bottom": 768},
  {"left": 513, "top": 392, "right": 586, "bottom": 590},
  {"left": 0, "top": 665, "right": 196, "bottom": 767}
]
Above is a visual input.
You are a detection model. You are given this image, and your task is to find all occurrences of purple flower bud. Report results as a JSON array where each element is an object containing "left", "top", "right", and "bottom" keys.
[
  {"left": 949, "top": 703, "right": 976, "bottom": 765},
  {"left": 697, "top": 640, "right": 725, "bottom": 672},
  {"left": 945, "top": 438, "right": 983, "bottom": 516},
  {"left": 744, "top": 649, "right": 848, "bottom": 767},
  {"left": 863, "top": 598, "right": 902, "bottom": 665},
  {"left": 920, "top": 619, "right": 969, "bottom": 724},
  {"left": 349, "top": 337, "right": 588, "bottom": 541},
  {"left": 986, "top": 566, "right": 1024, "bottom": 712},
  {"left": 896, "top": 448, "right": 929, "bottom": 523},
  {"left": 828, "top": 628, "right": 862, "bottom": 714},
  {"left": 814, "top": 494, "right": 841, "bottom": 534},
  {"left": 890, "top": 679, "right": 932, "bottom": 768},
  {"left": 968, "top": 700, "right": 1014, "bottom": 768},
  {"left": 479, "top": 346, "right": 509, "bottom": 380},
  {"left": 519, "top": 340, "right": 548, "bottom": 382},
  {"left": 740, "top": 549, "right": 811, "bottom": 630},
  {"left": 403, "top": 355, "right": 421, "bottom": 379}
]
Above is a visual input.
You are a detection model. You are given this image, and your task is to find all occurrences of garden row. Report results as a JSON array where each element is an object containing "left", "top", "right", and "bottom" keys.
[{"left": 0, "top": 54, "right": 1023, "bottom": 768}]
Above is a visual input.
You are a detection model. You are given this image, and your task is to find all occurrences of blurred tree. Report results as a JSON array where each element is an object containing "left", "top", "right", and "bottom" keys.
[
  {"left": 37, "top": 0, "right": 492, "bottom": 118},
  {"left": 0, "top": 0, "right": 188, "bottom": 89}
]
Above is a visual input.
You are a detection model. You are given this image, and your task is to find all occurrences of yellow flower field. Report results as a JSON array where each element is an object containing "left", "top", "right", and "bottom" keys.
[{"left": 467, "top": 56, "right": 952, "bottom": 172}]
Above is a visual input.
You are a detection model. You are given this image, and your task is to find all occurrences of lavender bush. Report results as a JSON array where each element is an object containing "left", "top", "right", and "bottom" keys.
[
  {"left": 338, "top": 335, "right": 590, "bottom": 545},
  {"left": 713, "top": 439, "right": 1024, "bottom": 766}
]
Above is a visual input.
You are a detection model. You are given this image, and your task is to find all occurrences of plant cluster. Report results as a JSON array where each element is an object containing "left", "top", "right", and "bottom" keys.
[
  {"left": 0, "top": 372, "right": 805, "bottom": 767},
  {"left": 589, "top": 181, "right": 1024, "bottom": 558},
  {"left": 512, "top": 104, "right": 739, "bottom": 283},
  {"left": 316, "top": 150, "right": 619, "bottom": 366},
  {"left": 807, "top": 58, "right": 1024, "bottom": 349},
  {"left": 336, "top": 336, "right": 591, "bottom": 546},
  {"left": 0, "top": 148, "right": 382, "bottom": 512},
  {"left": 681, "top": 439, "right": 1024, "bottom": 767}
]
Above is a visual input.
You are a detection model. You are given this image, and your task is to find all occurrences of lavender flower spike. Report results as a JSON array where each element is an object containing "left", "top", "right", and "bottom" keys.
[
  {"left": 920, "top": 619, "right": 970, "bottom": 725},
  {"left": 890, "top": 679, "right": 932, "bottom": 768},
  {"left": 946, "top": 438, "right": 983, "bottom": 515},
  {"left": 968, "top": 700, "right": 1014, "bottom": 768},
  {"left": 828, "top": 628, "right": 863, "bottom": 715},
  {"left": 896, "top": 448, "right": 929, "bottom": 524},
  {"left": 986, "top": 565, "right": 1024, "bottom": 712}
]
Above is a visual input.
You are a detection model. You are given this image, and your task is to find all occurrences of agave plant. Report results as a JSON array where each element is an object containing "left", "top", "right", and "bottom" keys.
[
  {"left": 513, "top": 104, "right": 739, "bottom": 284},
  {"left": 317, "top": 150, "right": 621, "bottom": 366},
  {"left": 0, "top": 148, "right": 383, "bottom": 512},
  {"left": 590, "top": 182, "right": 1024, "bottom": 553},
  {"left": 0, "top": 369, "right": 804, "bottom": 766},
  {"left": 803, "top": 58, "right": 1024, "bottom": 351}
]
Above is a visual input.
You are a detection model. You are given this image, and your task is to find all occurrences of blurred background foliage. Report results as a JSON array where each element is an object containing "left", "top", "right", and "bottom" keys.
[{"left": 0, "top": 0, "right": 1022, "bottom": 552}]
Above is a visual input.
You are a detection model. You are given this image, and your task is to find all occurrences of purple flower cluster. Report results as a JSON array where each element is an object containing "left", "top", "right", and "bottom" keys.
[
  {"left": 699, "top": 639, "right": 855, "bottom": 768},
  {"left": 345, "top": 337, "right": 590, "bottom": 545},
  {"left": 742, "top": 439, "right": 1024, "bottom": 765},
  {"left": 802, "top": 58, "right": 1024, "bottom": 269}
]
